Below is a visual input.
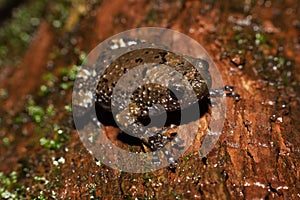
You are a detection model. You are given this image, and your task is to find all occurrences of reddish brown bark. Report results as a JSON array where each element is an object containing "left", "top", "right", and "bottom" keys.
[{"left": 0, "top": 0, "right": 299, "bottom": 199}]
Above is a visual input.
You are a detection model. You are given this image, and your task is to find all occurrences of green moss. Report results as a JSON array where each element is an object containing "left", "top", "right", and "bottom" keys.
[
  {"left": 0, "top": 171, "right": 24, "bottom": 200},
  {"left": 0, "top": 0, "right": 75, "bottom": 66},
  {"left": 14, "top": 115, "right": 24, "bottom": 124},
  {"left": 38, "top": 85, "right": 49, "bottom": 96},
  {"left": 26, "top": 94, "right": 69, "bottom": 150},
  {"left": 27, "top": 99, "right": 45, "bottom": 123},
  {"left": 59, "top": 64, "right": 80, "bottom": 90},
  {"left": 2, "top": 137, "right": 10, "bottom": 147},
  {"left": 46, "top": 0, "right": 71, "bottom": 30},
  {"left": 39, "top": 126, "right": 68, "bottom": 150},
  {"left": 79, "top": 52, "right": 87, "bottom": 63},
  {"left": 59, "top": 82, "right": 73, "bottom": 90},
  {"left": 0, "top": 0, "right": 47, "bottom": 67},
  {"left": 226, "top": 22, "right": 293, "bottom": 87},
  {"left": 34, "top": 195, "right": 47, "bottom": 200},
  {"left": 60, "top": 64, "right": 80, "bottom": 81},
  {"left": 64, "top": 104, "right": 72, "bottom": 112},
  {"left": 27, "top": 99, "right": 57, "bottom": 123},
  {"left": 43, "top": 72, "right": 57, "bottom": 83},
  {"left": 255, "top": 32, "right": 265, "bottom": 45},
  {"left": 46, "top": 104, "right": 56, "bottom": 116}
]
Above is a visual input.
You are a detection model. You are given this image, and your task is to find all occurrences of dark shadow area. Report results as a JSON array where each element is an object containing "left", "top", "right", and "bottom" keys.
[
  {"left": 117, "top": 131, "right": 143, "bottom": 147},
  {"left": 95, "top": 97, "right": 210, "bottom": 128},
  {"left": 95, "top": 96, "right": 210, "bottom": 148},
  {"left": 94, "top": 97, "right": 210, "bottom": 150}
]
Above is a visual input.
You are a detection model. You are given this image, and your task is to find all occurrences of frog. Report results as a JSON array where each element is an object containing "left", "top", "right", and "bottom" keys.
[{"left": 95, "top": 47, "right": 239, "bottom": 168}]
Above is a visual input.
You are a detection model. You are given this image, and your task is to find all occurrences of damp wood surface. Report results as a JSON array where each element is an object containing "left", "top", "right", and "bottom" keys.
[{"left": 0, "top": 0, "right": 299, "bottom": 199}]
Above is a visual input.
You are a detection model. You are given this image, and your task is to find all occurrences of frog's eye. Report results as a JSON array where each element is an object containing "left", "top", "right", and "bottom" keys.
[{"left": 198, "top": 59, "right": 209, "bottom": 71}]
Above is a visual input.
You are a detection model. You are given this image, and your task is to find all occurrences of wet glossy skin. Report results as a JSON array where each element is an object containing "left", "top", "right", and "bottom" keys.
[
  {"left": 96, "top": 48, "right": 211, "bottom": 118},
  {"left": 95, "top": 48, "right": 211, "bottom": 161}
]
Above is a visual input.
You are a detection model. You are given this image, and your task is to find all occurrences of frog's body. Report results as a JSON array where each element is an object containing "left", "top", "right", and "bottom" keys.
[
  {"left": 96, "top": 48, "right": 211, "bottom": 114},
  {"left": 95, "top": 48, "right": 211, "bottom": 167}
]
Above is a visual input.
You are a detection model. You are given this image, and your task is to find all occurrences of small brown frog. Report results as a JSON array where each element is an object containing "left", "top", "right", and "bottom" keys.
[{"left": 95, "top": 48, "right": 239, "bottom": 168}]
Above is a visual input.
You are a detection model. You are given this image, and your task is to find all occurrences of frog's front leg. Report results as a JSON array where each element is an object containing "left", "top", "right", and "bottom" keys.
[
  {"left": 116, "top": 104, "right": 184, "bottom": 169},
  {"left": 209, "top": 85, "right": 241, "bottom": 102},
  {"left": 141, "top": 124, "right": 184, "bottom": 169}
]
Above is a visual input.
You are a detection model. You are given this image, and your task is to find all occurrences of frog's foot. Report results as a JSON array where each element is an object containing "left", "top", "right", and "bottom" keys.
[
  {"left": 142, "top": 125, "right": 184, "bottom": 169},
  {"left": 209, "top": 85, "right": 240, "bottom": 102},
  {"left": 224, "top": 85, "right": 241, "bottom": 102},
  {"left": 145, "top": 125, "right": 178, "bottom": 150}
]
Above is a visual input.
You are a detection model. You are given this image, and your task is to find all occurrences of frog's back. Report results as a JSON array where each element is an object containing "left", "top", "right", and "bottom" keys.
[{"left": 96, "top": 48, "right": 210, "bottom": 125}]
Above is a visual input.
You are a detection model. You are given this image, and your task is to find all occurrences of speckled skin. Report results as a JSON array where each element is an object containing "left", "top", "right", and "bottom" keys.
[
  {"left": 95, "top": 48, "right": 211, "bottom": 165},
  {"left": 96, "top": 48, "right": 211, "bottom": 117}
]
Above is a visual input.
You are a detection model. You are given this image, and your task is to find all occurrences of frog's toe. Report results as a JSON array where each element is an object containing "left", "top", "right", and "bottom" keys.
[
  {"left": 167, "top": 155, "right": 178, "bottom": 170},
  {"left": 209, "top": 85, "right": 241, "bottom": 102}
]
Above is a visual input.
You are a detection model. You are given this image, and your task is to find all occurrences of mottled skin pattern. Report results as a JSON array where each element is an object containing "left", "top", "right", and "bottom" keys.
[
  {"left": 96, "top": 48, "right": 210, "bottom": 113},
  {"left": 95, "top": 48, "right": 211, "bottom": 167}
]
